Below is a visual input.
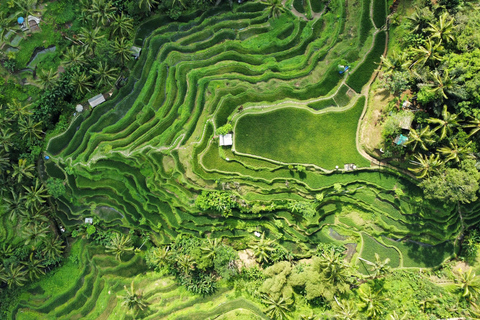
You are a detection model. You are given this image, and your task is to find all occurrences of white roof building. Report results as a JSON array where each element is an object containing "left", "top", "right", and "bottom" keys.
[
  {"left": 130, "top": 46, "right": 141, "bottom": 59},
  {"left": 219, "top": 134, "right": 233, "bottom": 146},
  {"left": 88, "top": 94, "right": 105, "bottom": 108},
  {"left": 85, "top": 218, "right": 93, "bottom": 224}
]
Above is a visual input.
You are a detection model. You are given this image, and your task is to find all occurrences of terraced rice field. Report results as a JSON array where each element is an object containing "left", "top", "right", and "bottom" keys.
[{"left": 37, "top": 0, "right": 480, "bottom": 301}]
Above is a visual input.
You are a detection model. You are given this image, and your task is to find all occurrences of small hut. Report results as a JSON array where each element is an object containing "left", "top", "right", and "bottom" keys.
[
  {"left": 88, "top": 94, "right": 106, "bottom": 108},
  {"left": 219, "top": 134, "right": 233, "bottom": 146}
]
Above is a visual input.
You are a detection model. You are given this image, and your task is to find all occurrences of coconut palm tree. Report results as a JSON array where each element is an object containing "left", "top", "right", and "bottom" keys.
[
  {"left": 22, "top": 222, "right": 49, "bottom": 249},
  {"left": 408, "top": 153, "right": 443, "bottom": 178},
  {"left": 3, "top": 189, "right": 27, "bottom": 221},
  {"left": 110, "top": 13, "right": 134, "bottom": 39},
  {"left": 358, "top": 284, "right": 385, "bottom": 319},
  {"left": 37, "top": 68, "right": 58, "bottom": 90},
  {"left": 119, "top": 281, "right": 148, "bottom": 315},
  {"left": 106, "top": 233, "right": 134, "bottom": 261},
  {"left": 139, "top": 0, "right": 159, "bottom": 11},
  {"left": 12, "top": 159, "right": 35, "bottom": 184},
  {"left": 457, "top": 268, "right": 480, "bottom": 300},
  {"left": 21, "top": 204, "right": 49, "bottom": 227},
  {"left": 438, "top": 140, "right": 473, "bottom": 163},
  {"left": 358, "top": 253, "right": 391, "bottom": 279},
  {"left": 411, "top": 39, "right": 443, "bottom": 68},
  {"left": 19, "top": 117, "right": 43, "bottom": 142},
  {"left": 23, "top": 180, "right": 50, "bottom": 209},
  {"left": 249, "top": 232, "right": 275, "bottom": 264},
  {"left": 78, "top": 27, "right": 105, "bottom": 56},
  {"left": 70, "top": 70, "right": 93, "bottom": 95},
  {"left": 463, "top": 117, "right": 480, "bottom": 137},
  {"left": 261, "top": 294, "right": 293, "bottom": 320},
  {"left": 14, "top": 0, "right": 39, "bottom": 18},
  {"left": 200, "top": 237, "right": 221, "bottom": 261},
  {"left": 0, "top": 128, "right": 15, "bottom": 153},
  {"left": 332, "top": 297, "right": 358, "bottom": 320},
  {"left": 427, "top": 105, "right": 459, "bottom": 140},
  {"left": 426, "top": 12, "right": 456, "bottom": 45},
  {"left": 261, "top": 0, "right": 286, "bottom": 19},
  {"left": 62, "top": 46, "right": 87, "bottom": 67},
  {"left": 407, "top": 7, "right": 434, "bottom": 33},
  {"left": 7, "top": 100, "right": 32, "bottom": 122},
  {"left": 405, "top": 126, "right": 435, "bottom": 152},
  {"left": 381, "top": 51, "right": 410, "bottom": 75},
  {"left": 0, "top": 243, "right": 14, "bottom": 260},
  {"left": 0, "top": 12, "right": 15, "bottom": 42},
  {"left": 422, "top": 69, "right": 464, "bottom": 102},
  {"left": 41, "top": 236, "right": 65, "bottom": 261},
  {"left": 177, "top": 254, "right": 195, "bottom": 275},
  {"left": 1, "top": 264, "right": 28, "bottom": 288},
  {"left": 21, "top": 252, "right": 46, "bottom": 281},
  {"left": 149, "top": 246, "right": 171, "bottom": 270},
  {"left": 111, "top": 37, "right": 132, "bottom": 67},
  {"left": 91, "top": 61, "right": 118, "bottom": 87},
  {"left": 389, "top": 311, "right": 409, "bottom": 320},
  {"left": 88, "top": 0, "right": 116, "bottom": 26}
]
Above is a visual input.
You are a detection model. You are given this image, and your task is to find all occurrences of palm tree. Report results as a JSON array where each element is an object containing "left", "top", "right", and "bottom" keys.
[
  {"left": 78, "top": 27, "right": 105, "bottom": 56},
  {"left": 261, "top": 0, "right": 286, "bottom": 19},
  {"left": 138, "top": 0, "right": 159, "bottom": 11},
  {"left": 111, "top": 37, "right": 132, "bottom": 66},
  {"left": 408, "top": 153, "right": 443, "bottom": 178},
  {"left": 200, "top": 237, "right": 221, "bottom": 261},
  {"left": 88, "top": 0, "right": 116, "bottom": 26},
  {"left": 12, "top": 159, "right": 35, "bottom": 184},
  {"left": 110, "top": 13, "right": 134, "bottom": 39},
  {"left": 70, "top": 70, "right": 93, "bottom": 95},
  {"left": 0, "top": 128, "right": 15, "bottom": 153},
  {"left": 106, "top": 233, "right": 134, "bottom": 261},
  {"left": 119, "top": 281, "right": 148, "bottom": 315},
  {"left": 1, "top": 264, "right": 28, "bottom": 288},
  {"left": 314, "top": 249, "right": 352, "bottom": 301},
  {"left": 19, "top": 117, "right": 43, "bottom": 142},
  {"left": 0, "top": 243, "right": 14, "bottom": 260},
  {"left": 411, "top": 39, "right": 443, "bottom": 68},
  {"left": 422, "top": 69, "right": 464, "bottom": 101},
  {"left": 407, "top": 7, "right": 434, "bottom": 33},
  {"left": 438, "top": 140, "right": 473, "bottom": 163},
  {"left": 7, "top": 100, "right": 32, "bottom": 122},
  {"left": 22, "top": 222, "right": 49, "bottom": 249},
  {"left": 14, "top": 0, "right": 39, "bottom": 18},
  {"left": 261, "top": 294, "right": 293, "bottom": 320},
  {"left": 21, "top": 253, "right": 46, "bottom": 281},
  {"left": 389, "top": 311, "right": 408, "bottom": 320},
  {"left": 427, "top": 105, "right": 459, "bottom": 140},
  {"left": 177, "top": 254, "right": 195, "bottom": 275},
  {"left": 21, "top": 205, "right": 49, "bottom": 227},
  {"left": 358, "top": 284, "right": 384, "bottom": 319},
  {"left": 0, "top": 12, "right": 15, "bottom": 42},
  {"left": 463, "top": 117, "right": 480, "bottom": 137},
  {"left": 426, "top": 12, "right": 455, "bottom": 44},
  {"left": 41, "top": 236, "right": 65, "bottom": 261},
  {"left": 456, "top": 268, "right": 480, "bottom": 300},
  {"left": 332, "top": 297, "right": 358, "bottom": 320},
  {"left": 249, "top": 232, "right": 275, "bottom": 264},
  {"left": 148, "top": 247, "right": 171, "bottom": 269},
  {"left": 23, "top": 179, "right": 51, "bottom": 208},
  {"left": 358, "top": 253, "right": 391, "bottom": 279},
  {"left": 37, "top": 68, "right": 58, "bottom": 90},
  {"left": 91, "top": 61, "right": 118, "bottom": 87},
  {"left": 62, "top": 46, "right": 87, "bottom": 67},
  {"left": 381, "top": 51, "right": 410, "bottom": 75},
  {"left": 3, "top": 189, "right": 27, "bottom": 221},
  {"left": 405, "top": 126, "right": 435, "bottom": 152}
]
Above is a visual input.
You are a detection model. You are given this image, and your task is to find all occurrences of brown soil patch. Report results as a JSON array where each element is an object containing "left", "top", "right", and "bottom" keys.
[
  {"left": 237, "top": 249, "right": 258, "bottom": 269},
  {"left": 344, "top": 243, "right": 357, "bottom": 262},
  {"left": 453, "top": 261, "right": 470, "bottom": 273}
]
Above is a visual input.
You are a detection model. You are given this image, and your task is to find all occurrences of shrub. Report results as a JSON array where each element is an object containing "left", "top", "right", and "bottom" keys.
[{"left": 46, "top": 177, "right": 67, "bottom": 198}]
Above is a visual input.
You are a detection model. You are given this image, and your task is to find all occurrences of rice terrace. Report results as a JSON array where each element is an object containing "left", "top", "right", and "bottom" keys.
[{"left": 1, "top": 0, "right": 480, "bottom": 318}]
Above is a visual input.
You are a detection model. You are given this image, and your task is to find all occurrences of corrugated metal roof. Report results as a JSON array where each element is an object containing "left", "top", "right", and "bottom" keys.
[
  {"left": 88, "top": 94, "right": 105, "bottom": 108},
  {"left": 219, "top": 134, "right": 233, "bottom": 146}
]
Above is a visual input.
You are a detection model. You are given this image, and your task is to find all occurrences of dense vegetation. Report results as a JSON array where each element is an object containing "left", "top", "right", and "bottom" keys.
[{"left": 0, "top": 0, "right": 479, "bottom": 318}]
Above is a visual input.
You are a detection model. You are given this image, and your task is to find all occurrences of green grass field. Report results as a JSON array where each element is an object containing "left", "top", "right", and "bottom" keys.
[{"left": 234, "top": 97, "right": 369, "bottom": 169}]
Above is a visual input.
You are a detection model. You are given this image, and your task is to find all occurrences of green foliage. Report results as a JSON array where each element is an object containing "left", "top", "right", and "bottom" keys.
[
  {"left": 217, "top": 123, "right": 233, "bottom": 135},
  {"left": 195, "top": 191, "right": 238, "bottom": 217},
  {"left": 45, "top": 177, "right": 66, "bottom": 199}
]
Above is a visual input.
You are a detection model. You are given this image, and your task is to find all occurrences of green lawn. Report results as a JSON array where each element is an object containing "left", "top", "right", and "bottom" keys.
[{"left": 234, "top": 97, "right": 369, "bottom": 169}]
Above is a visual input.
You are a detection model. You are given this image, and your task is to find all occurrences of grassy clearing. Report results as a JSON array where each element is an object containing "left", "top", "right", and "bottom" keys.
[
  {"left": 372, "top": 0, "right": 387, "bottom": 29},
  {"left": 235, "top": 97, "right": 369, "bottom": 169}
]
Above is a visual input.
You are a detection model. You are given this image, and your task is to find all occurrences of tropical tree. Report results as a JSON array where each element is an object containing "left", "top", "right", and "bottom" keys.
[
  {"left": 407, "top": 7, "right": 434, "bottom": 33},
  {"left": 358, "top": 284, "right": 385, "bottom": 319},
  {"left": 177, "top": 254, "right": 195, "bottom": 275},
  {"left": 463, "top": 117, "right": 480, "bottom": 137},
  {"left": 91, "top": 61, "right": 118, "bottom": 87},
  {"left": 426, "top": 12, "right": 456, "bottom": 44},
  {"left": 21, "top": 253, "right": 46, "bottom": 281},
  {"left": 0, "top": 128, "right": 15, "bottom": 153},
  {"left": 200, "top": 237, "right": 221, "bottom": 261},
  {"left": 62, "top": 46, "right": 87, "bottom": 67},
  {"left": 409, "top": 153, "right": 443, "bottom": 178},
  {"left": 110, "top": 13, "right": 134, "bottom": 39},
  {"left": 41, "top": 236, "right": 65, "bottom": 261},
  {"left": 12, "top": 159, "right": 35, "bottom": 184},
  {"left": 88, "top": 0, "right": 116, "bottom": 26},
  {"left": 21, "top": 205, "right": 49, "bottom": 227},
  {"left": 138, "top": 0, "right": 159, "bottom": 11},
  {"left": 249, "top": 232, "right": 276, "bottom": 264},
  {"left": 358, "top": 253, "right": 391, "bottom": 279},
  {"left": 411, "top": 39, "right": 443, "bottom": 68},
  {"left": 19, "top": 117, "right": 43, "bottom": 142},
  {"left": 119, "top": 281, "right": 148, "bottom": 315},
  {"left": 37, "top": 68, "right": 58, "bottom": 90},
  {"left": 23, "top": 179, "right": 51, "bottom": 208},
  {"left": 7, "top": 100, "right": 32, "bottom": 122},
  {"left": 70, "top": 70, "right": 93, "bottom": 95},
  {"left": 381, "top": 51, "right": 410, "bottom": 75},
  {"left": 456, "top": 268, "right": 480, "bottom": 300},
  {"left": 147, "top": 246, "right": 171, "bottom": 270},
  {"left": 1, "top": 264, "right": 28, "bottom": 288},
  {"left": 106, "top": 233, "right": 134, "bottom": 261},
  {"left": 405, "top": 126, "right": 435, "bottom": 152},
  {"left": 0, "top": 12, "right": 15, "bottom": 42},
  {"left": 261, "top": 0, "right": 286, "bottom": 19},
  {"left": 78, "top": 27, "right": 105, "bottom": 55},
  {"left": 422, "top": 69, "right": 464, "bottom": 102},
  {"left": 427, "top": 105, "right": 459, "bottom": 140},
  {"left": 332, "top": 297, "right": 358, "bottom": 320},
  {"left": 3, "top": 189, "right": 27, "bottom": 221},
  {"left": 22, "top": 222, "right": 49, "bottom": 249},
  {"left": 14, "top": 0, "right": 39, "bottom": 18},
  {"left": 438, "top": 140, "right": 473, "bottom": 163},
  {"left": 389, "top": 311, "right": 409, "bottom": 320},
  {"left": 111, "top": 37, "right": 132, "bottom": 66},
  {"left": 261, "top": 293, "right": 293, "bottom": 320}
]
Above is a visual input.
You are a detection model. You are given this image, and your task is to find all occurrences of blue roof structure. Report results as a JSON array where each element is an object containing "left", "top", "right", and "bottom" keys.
[{"left": 394, "top": 134, "right": 408, "bottom": 146}]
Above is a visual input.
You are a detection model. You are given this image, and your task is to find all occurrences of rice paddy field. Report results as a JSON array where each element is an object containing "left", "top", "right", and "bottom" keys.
[{"left": 12, "top": 0, "right": 480, "bottom": 318}]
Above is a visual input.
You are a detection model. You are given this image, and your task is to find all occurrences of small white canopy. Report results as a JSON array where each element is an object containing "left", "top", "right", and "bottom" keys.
[
  {"left": 219, "top": 134, "right": 233, "bottom": 146},
  {"left": 88, "top": 94, "right": 105, "bottom": 108},
  {"left": 85, "top": 218, "right": 93, "bottom": 224},
  {"left": 76, "top": 104, "right": 83, "bottom": 112}
]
